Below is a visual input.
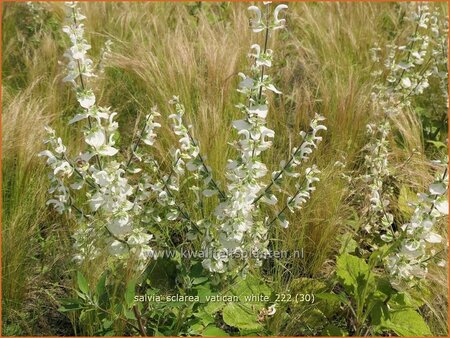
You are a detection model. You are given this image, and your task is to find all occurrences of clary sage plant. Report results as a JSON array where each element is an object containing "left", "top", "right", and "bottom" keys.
[
  {"left": 40, "top": 1, "right": 326, "bottom": 276},
  {"left": 360, "top": 2, "right": 448, "bottom": 285}
]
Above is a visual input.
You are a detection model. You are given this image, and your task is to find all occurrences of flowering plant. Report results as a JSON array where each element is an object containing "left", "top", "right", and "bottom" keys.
[
  {"left": 355, "top": 2, "right": 448, "bottom": 285},
  {"left": 40, "top": 2, "right": 326, "bottom": 278}
]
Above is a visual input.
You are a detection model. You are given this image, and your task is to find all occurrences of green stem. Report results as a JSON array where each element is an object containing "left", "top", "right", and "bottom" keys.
[{"left": 126, "top": 113, "right": 152, "bottom": 169}]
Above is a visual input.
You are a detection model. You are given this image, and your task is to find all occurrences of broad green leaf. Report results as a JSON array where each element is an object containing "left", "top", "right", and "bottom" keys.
[
  {"left": 336, "top": 253, "right": 373, "bottom": 296},
  {"left": 189, "top": 322, "right": 204, "bottom": 335},
  {"left": 77, "top": 271, "right": 89, "bottom": 295},
  {"left": 316, "top": 292, "right": 347, "bottom": 304},
  {"left": 194, "top": 307, "right": 215, "bottom": 326},
  {"left": 338, "top": 233, "right": 358, "bottom": 254},
  {"left": 382, "top": 309, "right": 432, "bottom": 336},
  {"left": 375, "top": 278, "right": 394, "bottom": 297},
  {"left": 369, "top": 301, "right": 390, "bottom": 326},
  {"left": 95, "top": 274, "right": 108, "bottom": 307},
  {"left": 300, "top": 308, "right": 327, "bottom": 327},
  {"left": 203, "top": 300, "right": 225, "bottom": 315},
  {"left": 222, "top": 303, "right": 262, "bottom": 331},
  {"left": 388, "top": 291, "right": 423, "bottom": 310},
  {"left": 202, "top": 325, "right": 229, "bottom": 336},
  {"left": 228, "top": 274, "right": 271, "bottom": 300},
  {"left": 195, "top": 284, "right": 216, "bottom": 303}
]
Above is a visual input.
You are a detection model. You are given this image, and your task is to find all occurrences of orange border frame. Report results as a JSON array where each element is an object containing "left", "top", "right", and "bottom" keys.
[{"left": 0, "top": 0, "right": 448, "bottom": 337}]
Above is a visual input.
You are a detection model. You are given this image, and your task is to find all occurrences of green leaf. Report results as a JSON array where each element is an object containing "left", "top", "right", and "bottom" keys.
[
  {"left": 77, "top": 271, "right": 89, "bottom": 295},
  {"left": 375, "top": 277, "right": 394, "bottom": 297},
  {"left": 388, "top": 291, "right": 422, "bottom": 310},
  {"left": 300, "top": 308, "right": 327, "bottom": 327},
  {"left": 202, "top": 325, "right": 229, "bottom": 336},
  {"left": 189, "top": 322, "right": 204, "bottom": 335},
  {"left": 427, "top": 140, "right": 447, "bottom": 150},
  {"left": 203, "top": 300, "right": 225, "bottom": 315},
  {"left": 382, "top": 309, "right": 432, "bottom": 336},
  {"left": 96, "top": 274, "right": 107, "bottom": 297},
  {"left": 338, "top": 233, "right": 358, "bottom": 254},
  {"left": 58, "top": 300, "right": 85, "bottom": 312},
  {"left": 195, "top": 284, "right": 216, "bottom": 303},
  {"left": 222, "top": 303, "right": 262, "bottom": 331},
  {"left": 192, "top": 276, "right": 209, "bottom": 285},
  {"left": 336, "top": 253, "right": 373, "bottom": 296},
  {"left": 123, "top": 307, "right": 136, "bottom": 320},
  {"left": 370, "top": 301, "right": 390, "bottom": 326},
  {"left": 321, "top": 324, "right": 348, "bottom": 336},
  {"left": 102, "top": 319, "right": 114, "bottom": 330},
  {"left": 125, "top": 280, "right": 136, "bottom": 307},
  {"left": 194, "top": 307, "right": 215, "bottom": 326},
  {"left": 316, "top": 292, "right": 346, "bottom": 304},
  {"left": 227, "top": 274, "right": 271, "bottom": 300}
]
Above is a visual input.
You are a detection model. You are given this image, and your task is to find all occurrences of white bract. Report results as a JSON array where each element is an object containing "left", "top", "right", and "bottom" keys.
[
  {"left": 41, "top": 2, "right": 325, "bottom": 277},
  {"left": 386, "top": 163, "right": 448, "bottom": 284},
  {"left": 41, "top": 2, "right": 154, "bottom": 272},
  {"left": 361, "top": 3, "right": 448, "bottom": 286},
  {"left": 200, "top": 3, "right": 326, "bottom": 274}
]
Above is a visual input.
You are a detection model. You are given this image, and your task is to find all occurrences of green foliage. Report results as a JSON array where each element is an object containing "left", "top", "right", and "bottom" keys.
[
  {"left": 316, "top": 252, "right": 434, "bottom": 336},
  {"left": 2, "top": 1, "right": 448, "bottom": 336},
  {"left": 321, "top": 324, "right": 349, "bottom": 336},
  {"left": 336, "top": 253, "right": 374, "bottom": 296},
  {"left": 222, "top": 303, "right": 262, "bottom": 332},
  {"left": 381, "top": 309, "right": 432, "bottom": 336}
]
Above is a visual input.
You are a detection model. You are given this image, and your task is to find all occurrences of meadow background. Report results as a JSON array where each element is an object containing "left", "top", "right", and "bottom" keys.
[{"left": 2, "top": 1, "right": 448, "bottom": 336}]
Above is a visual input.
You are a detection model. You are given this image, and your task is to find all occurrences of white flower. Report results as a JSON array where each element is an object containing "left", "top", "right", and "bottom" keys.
[
  {"left": 239, "top": 75, "right": 254, "bottom": 89},
  {"left": 98, "top": 145, "right": 119, "bottom": 156},
  {"left": 128, "top": 232, "right": 153, "bottom": 246},
  {"left": 47, "top": 198, "right": 67, "bottom": 213},
  {"left": 261, "top": 194, "right": 277, "bottom": 205},
  {"left": 401, "top": 77, "right": 412, "bottom": 88},
  {"left": 85, "top": 130, "right": 106, "bottom": 148},
  {"left": 278, "top": 217, "right": 289, "bottom": 228},
  {"left": 108, "top": 214, "right": 132, "bottom": 236},
  {"left": 108, "top": 240, "right": 127, "bottom": 256},
  {"left": 249, "top": 44, "right": 261, "bottom": 59},
  {"left": 77, "top": 90, "right": 96, "bottom": 109},
  {"left": 55, "top": 138, "right": 67, "bottom": 154},
  {"left": 425, "top": 232, "right": 442, "bottom": 243},
  {"left": 248, "top": 6, "right": 264, "bottom": 32},
  {"left": 273, "top": 4, "right": 288, "bottom": 30},
  {"left": 92, "top": 170, "right": 110, "bottom": 186},
  {"left": 54, "top": 161, "right": 73, "bottom": 177},
  {"left": 38, "top": 150, "right": 57, "bottom": 165},
  {"left": 429, "top": 182, "right": 447, "bottom": 195},
  {"left": 69, "top": 113, "right": 88, "bottom": 125},
  {"left": 435, "top": 200, "right": 448, "bottom": 215},
  {"left": 248, "top": 105, "right": 269, "bottom": 118},
  {"left": 142, "top": 108, "right": 161, "bottom": 147},
  {"left": 233, "top": 119, "right": 251, "bottom": 131},
  {"left": 266, "top": 83, "right": 282, "bottom": 94}
]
